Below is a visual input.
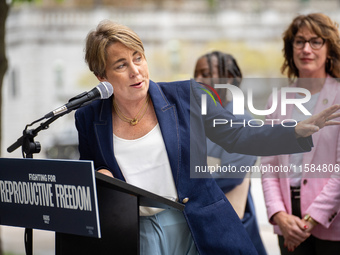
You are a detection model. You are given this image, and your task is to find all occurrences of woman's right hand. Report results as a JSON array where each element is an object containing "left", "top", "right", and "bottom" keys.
[
  {"left": 98, "top": 169, "right": 114, "bottom": 178},
  {"left": 295, "top": 104, "right": 340, "bottom": 138},
  {"left": 273, "top": 211, "right": 311, "bottom": 252}
]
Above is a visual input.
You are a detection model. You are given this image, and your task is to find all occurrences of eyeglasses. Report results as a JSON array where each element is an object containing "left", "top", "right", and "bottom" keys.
[{"left": 292, "top": 37, "right": 325, "bottom": 50}]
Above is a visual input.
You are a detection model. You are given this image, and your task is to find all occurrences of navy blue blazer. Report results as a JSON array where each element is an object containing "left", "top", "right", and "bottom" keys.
[{"left": 75, "top": 80, "right": 312, "bottom": 255}]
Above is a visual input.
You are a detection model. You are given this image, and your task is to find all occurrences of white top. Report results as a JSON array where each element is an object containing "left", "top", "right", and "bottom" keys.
[
  {"left": 289, "top": 92, "right": 320, "bottom": 187},
  {"left": 113, "top": 123, "right": 178, "bottom": 216}
]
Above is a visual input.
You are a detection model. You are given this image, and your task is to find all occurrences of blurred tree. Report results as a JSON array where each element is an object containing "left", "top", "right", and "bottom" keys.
[
  {"left": 0, "top": 2, "right": 39, "bottom": 254},
  {"left": 0, "top": 2, "right": 5, "bottom": 250},
  {"left": 0, "top": 0, "right": 12, "bottom": 252},
  {"left": 0, "top": 0, "right": 9, "bottom": 162},
  {"left": 206, "top": 0, "right": 217, "bottom": 9}
]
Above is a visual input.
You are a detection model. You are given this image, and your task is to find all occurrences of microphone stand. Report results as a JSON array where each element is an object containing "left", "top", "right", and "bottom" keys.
[{"left": 7, "top": 111, "right": 70, "bottom": 255}]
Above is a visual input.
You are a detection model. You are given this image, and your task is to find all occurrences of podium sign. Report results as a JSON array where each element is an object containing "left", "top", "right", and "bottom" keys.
[{"left": 0, "top": 158, "right": 101, "bottom": 238}]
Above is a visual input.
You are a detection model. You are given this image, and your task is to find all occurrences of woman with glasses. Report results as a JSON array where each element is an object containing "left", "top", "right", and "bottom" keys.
[{"left": 262, "top": 13, "right": 340, "bottom": 254}]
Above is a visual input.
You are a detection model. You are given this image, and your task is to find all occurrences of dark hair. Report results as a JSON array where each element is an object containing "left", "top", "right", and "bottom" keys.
[
  {"left": 203, "top": 51, "right": 243, "bottom": 87},
  {"left": 282, "top": 13, "right": 340, "bottom": 80},
  {"left": 199, "top": 51, "right": 242, "bottom": 106}
]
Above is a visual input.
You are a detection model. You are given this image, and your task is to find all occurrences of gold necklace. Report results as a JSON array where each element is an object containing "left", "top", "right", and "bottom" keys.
[{"left": 113, "top": 94, "right": 150, "bottom": 126}]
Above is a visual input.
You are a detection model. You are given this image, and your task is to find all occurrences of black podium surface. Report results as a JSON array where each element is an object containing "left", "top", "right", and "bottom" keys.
[
  {"left": 56, "top": 171, "right": 184, "bottom": 255},
  {"left": 0, "top": 158, "right": 184, "bottom": 255}
]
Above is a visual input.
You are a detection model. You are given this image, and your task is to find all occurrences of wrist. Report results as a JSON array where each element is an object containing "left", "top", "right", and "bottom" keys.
[
  {"left": 272, "top": 211, "right": 286, "bottom": 225},
  {"left": 98, "top": 169, "right": 114, "bottom": 178},
  {"left": 303, "top": 214, "right": 318, "bottom": 226},
  {"left": 295, "top": 122, "right": 302, "bottom": 138}
]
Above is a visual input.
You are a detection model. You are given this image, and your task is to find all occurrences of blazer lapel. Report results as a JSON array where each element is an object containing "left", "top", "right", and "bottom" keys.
[
  {"left": 285, "top": 85, "right": 296, "bottom": 118},
  {"left": 303, "top": 76, "right": 339, "bottom": 165},
  {"left": 280, "top": 88, "right": 295, "bottom": 175},
  {"left": 149, "top": 81, "right": 181, "bottom": 186},
  {"left": 94, "top": 97, "right": 125, "bottom": 180}
]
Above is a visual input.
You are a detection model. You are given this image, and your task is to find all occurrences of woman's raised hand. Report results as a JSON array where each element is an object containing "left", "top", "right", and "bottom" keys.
[{"left": 295, "top": 104, "right": 340, "bottom": 138}]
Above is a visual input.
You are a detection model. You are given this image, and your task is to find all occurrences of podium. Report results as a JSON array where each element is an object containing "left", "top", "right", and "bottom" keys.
[
  {"left": 0, "top": 158, "right": 184, "bottom": 255},
  {"left": 56, "top": 172, "right": 184, "bottom": 255}
]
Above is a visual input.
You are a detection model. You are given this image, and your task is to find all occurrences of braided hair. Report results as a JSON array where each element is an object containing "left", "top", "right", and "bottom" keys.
[{"left": 203, "top": 51, "right": 242, "bottom": 106}]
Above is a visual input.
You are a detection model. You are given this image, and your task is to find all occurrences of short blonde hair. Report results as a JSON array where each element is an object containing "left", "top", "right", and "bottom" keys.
[{"left": 85, "top": 20, "right": 145, "bottom": 78}]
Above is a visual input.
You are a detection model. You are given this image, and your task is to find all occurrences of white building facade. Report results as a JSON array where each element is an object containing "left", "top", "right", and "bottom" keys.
[{"left": 2, "top": 1, "right": 340, "bottom": 158}]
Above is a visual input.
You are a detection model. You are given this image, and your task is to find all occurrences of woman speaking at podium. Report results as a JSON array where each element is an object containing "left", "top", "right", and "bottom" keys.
[{"left": 75, "top": 20, "right": 340, "bottom": 255}]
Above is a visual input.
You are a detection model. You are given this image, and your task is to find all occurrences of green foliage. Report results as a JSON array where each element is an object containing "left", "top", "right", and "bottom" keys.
[
  {"left": 12, "top": 0, "right": 64, "bottom": 5},
  {"left": 207, "top": 0, "right": 216, "bottom": 9},
  {"left": 12, "top": 0, "right": 34, "bottom": 2}
]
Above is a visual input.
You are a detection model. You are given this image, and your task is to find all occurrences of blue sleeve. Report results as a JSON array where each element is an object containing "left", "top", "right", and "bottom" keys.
[
  {"left": 208, "top": 107, "right": 257, "bottom": 193},
  {"left": 214, "top": 150, "right": 256, "bottom": 193},
  {"left": 189, "top": 80, "right": 313, "bottom": 156}
]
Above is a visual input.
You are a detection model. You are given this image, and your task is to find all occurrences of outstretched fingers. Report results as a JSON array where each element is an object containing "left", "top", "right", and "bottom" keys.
[
  {"left": 325, "top": 111, "right": 340, "bottom": 126},
  {"left": 320, "top": 104, "right": 340, "bottom": 119},
  {"left": 295, "top": 104, "right": 340, "bottom": 138},
  {"left": 313, "top": 104, "right": 340, "bottom": 127}
]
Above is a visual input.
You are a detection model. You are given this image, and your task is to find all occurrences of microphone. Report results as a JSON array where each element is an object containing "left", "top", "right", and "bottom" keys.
[
  {"left": 44, "top": 81, "right": 113, "bottom": 118},
  {"left": 6, "top": 81, "right": 113, "bottom": 154}
]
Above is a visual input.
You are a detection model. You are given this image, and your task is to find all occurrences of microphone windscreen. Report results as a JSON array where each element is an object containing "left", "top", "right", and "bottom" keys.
[{"left": 98, "top": 81, "right": 114, "bottom": 99}]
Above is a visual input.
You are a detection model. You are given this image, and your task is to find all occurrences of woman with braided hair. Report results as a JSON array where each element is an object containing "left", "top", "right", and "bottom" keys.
[{"left": 194, "top": 51, "right": 267, "bottom": 255}]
